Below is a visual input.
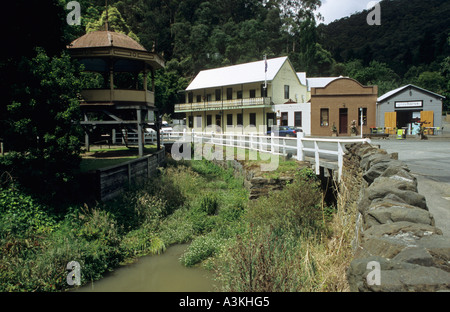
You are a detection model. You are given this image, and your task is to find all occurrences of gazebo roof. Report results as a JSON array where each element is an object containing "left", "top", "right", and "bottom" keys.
[
  {"left": 68, "top": 30, "right": 146, "bottom": 51},
  {"left": 67, "top": 30, "right": 165, "bottom": 71}
]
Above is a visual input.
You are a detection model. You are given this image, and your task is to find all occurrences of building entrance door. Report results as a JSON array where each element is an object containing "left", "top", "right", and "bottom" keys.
[
  {"left": 267, "top": 113, "right": 275, "bottom": 133},
  {"left": 215, "top": 114, "right": 222, "bottom": 132},
  {"left": 339, "top": 108, "right": 348, "bottom": 134}
]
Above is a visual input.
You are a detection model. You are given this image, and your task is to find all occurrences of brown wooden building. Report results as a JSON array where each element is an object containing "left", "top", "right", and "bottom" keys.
[{"left": 310, "top": 77, "right": 378, "bottom": 136}]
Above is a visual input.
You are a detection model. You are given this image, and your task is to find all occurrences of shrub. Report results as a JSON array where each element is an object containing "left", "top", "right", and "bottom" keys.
[
  {"left": 246, "top": 168, "right": 327, "bottom": 237},
  {"left": 180, "top": 234, "right": 225, "bottom": 267},
  {"left": 0, "top": 185, "right": 56, "bottom": 238},
  {"left": 214, "top": 226, "right": 320, "bottom": 292},
  {"left": 121, "top": 225, "right": 166, "bottom": 258},
  {"left": 199, "top": 193, "right": 219, "bottom": 215},
  {"left": 158, "top": 208, "right": 195, "bottom": 245}
]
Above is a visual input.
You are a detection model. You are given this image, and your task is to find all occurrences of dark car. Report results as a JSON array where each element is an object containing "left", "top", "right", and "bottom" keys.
[{"left": 267, "top": 126, "right": 299, "bottom": 137}]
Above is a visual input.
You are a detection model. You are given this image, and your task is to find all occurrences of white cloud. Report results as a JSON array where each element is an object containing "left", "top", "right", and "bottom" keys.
[{"left": 316, "top": 0, "right": 382, "bottom": 24}]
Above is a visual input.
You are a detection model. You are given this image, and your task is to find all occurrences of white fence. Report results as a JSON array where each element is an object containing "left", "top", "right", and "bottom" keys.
[
  {"left": 115, "top": 129, "right": 370, "bottom": 181},
  {"left": 169, "top": 130, "right": 371, "bottom": 181}
]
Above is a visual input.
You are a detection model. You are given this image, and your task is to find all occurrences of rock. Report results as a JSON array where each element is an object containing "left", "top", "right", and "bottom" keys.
[
  {"left": 362, "top": 221, "right": 442, "bottom": 239},
  {"left": 364, "top": 200, "right": 435, "bottom": 229},
  {"left": 348, "top": 256, "right": 450, "bottom": 292},
  {"left": 360, "top": 152, "right": 392, "bottom": 171},
  {"left": 355, "top": 222, "right": 442, "bottom": 259},
  {"left": 379, "top": 167, "right": 417, "bottom": 189},
  {"left": 358, "top": 179, "right": 427, "bottom": 214},
  {"left": 363, "top": 160, "right": 409, "bottom": 184},
  {"left": 392, "top": 246, "right": 435, "bottom": 266}
]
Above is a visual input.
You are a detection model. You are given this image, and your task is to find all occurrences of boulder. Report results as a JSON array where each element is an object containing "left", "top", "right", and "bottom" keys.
[
  {"left": 364, "top": 200, "right": 435, "bottom": 230},
  {"left": 358, "top": 179, "right": 427, "bottom": 214},
  {"left": 363, "top": 160, "right": 409, "bottom": 184}
]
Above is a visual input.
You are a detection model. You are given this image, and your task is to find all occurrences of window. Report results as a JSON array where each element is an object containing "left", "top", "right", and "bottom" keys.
[
  {"left": 215, "top": 89, "right": 221, "bottom": 101},
  {"left": 188, "top": 92, "right": 193, "bottom": 103},
  {"left": 227, "top": 88, "right": 233, "bottom": 100},
  {"left": 237, "top": 90, "right": 243, "bottom": 99},
  {"left": 207, "top": 115, "right": 212, "bottom": 126},
  {"left": 284, "top": 85, "right": 290, "bottom": 99},
  {"left": 196, "top": 115, "right": 202, "bottom": 128},
  {"left": 188, "top": 116, "right": 193, "bottom": 128},
  {"left": 249, "top": 89, "right": 256, "bottom": 98},
  {"left": 227, "top": 114, "right": 233, "bottom": 126},
  {"left": 237, "top": 113, "right": 243, "bottom": 126},
  {"left": 320, "top": 109, "right": 329, "bottom": 127},
  {"left": 281, "top": 112, "right": 288, "bottom": 126},
  {"left": 196, "top": 94, "right": 202, "bottom": 103},
  {"left": 358, "top": 107, "right": 367, "bottom": 126},
  {"left": 249, "top": 113, "right": 256, "bottom": 126},
  {"left": 206, "top": 94, "right": 212, "bottom": 102},
  {"left": 294, "top": 112, "right": 302, "bottom": 127}
]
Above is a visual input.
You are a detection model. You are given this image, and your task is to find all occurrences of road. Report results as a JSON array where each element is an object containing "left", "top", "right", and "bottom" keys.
[{"left": 375, "top": 137, "right": 450, "bottom": 236}]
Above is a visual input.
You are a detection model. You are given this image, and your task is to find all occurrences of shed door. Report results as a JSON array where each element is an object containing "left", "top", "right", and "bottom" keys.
[
  {"left": 384, "top": 112, "right": 397, "bottom": 134},
  {"left": 420, "top": 111, "right": 434, "bottom": 127}
]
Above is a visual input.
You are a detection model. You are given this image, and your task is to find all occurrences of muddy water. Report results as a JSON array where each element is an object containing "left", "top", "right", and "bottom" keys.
[{"left": 76, "top": 244, "right": 215, "bottom": 292}]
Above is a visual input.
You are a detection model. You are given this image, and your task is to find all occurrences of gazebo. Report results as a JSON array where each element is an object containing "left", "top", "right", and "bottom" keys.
[{"left": 67, "top": 30, "right": 165, "bottom": 156}]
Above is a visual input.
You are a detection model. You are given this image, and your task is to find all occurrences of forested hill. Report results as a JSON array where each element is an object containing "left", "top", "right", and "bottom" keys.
[{"left": 318, "top": 0, "right": 450, "bottom": 76}]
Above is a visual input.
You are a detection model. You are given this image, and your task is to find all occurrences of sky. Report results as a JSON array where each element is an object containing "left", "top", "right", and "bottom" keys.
[{"left": 315, "top": 0, "right": 382, "bottom": 25}]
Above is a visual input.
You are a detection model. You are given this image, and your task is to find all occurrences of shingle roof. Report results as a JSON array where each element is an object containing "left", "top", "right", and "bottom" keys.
[
  {"left": 186, "top": 56, "right": 288, "bottom": 91},
  {"left": 68, "top": 30, "right": 147, "bottom": 51}
]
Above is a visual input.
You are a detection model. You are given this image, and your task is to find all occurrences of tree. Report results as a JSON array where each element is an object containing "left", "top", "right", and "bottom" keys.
[
  {"left": 0, "top": 48, "right": 84, "bottom": 205},
  {"left": 86, "top": 6, "right": 140, "bottom": 42}
]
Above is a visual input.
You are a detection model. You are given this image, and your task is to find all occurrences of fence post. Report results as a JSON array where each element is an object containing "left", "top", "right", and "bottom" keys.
[
  {"left": 297, "top": 134, "right": 304, "bottom": 161},
  {"left": 271, "top": 132, "right": 275, "bottom": 154},
  {"left": 314, "top": 140, "right": 320, "bottom": 175},
  {"left": 338, "top": 142, "right": 344, "bottom": 182}
]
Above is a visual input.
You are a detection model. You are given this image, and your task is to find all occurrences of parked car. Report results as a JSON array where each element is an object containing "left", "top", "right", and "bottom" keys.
[
  {"left": 267, "top": 126, "right": 299, "bottom": 137},
  {"left": 145, "top": 122, "right": 173, "bottom": 135},
  {"left": 160, "top": 122, "right": 173, "bottom": 135}
]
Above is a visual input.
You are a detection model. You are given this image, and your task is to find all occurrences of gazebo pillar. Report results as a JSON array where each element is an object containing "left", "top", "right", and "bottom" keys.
[{"left": 137, "top": 108, "right": 144, "bottom": 157}]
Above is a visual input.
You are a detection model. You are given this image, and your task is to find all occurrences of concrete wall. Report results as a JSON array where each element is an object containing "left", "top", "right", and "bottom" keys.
[
  {"left": 345, "top": 143, "right": 450, "bottom": 291},
  {"left": 377, "top": 87, "right": 443, "bottom": 128}
]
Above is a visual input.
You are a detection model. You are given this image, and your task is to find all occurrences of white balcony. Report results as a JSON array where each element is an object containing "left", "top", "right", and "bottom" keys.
[{"left": 175, "top": 97, "right": 272, "bottom": 112}]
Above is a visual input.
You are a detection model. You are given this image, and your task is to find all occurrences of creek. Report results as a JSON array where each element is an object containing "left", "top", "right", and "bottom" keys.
[{"left": 76, "top": 244, "right": 215, "bottom": 292}]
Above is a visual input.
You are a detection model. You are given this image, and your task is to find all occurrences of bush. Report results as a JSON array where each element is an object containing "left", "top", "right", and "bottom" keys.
[
  {"left": 199, "top": 193, "right": 219, "bottom": 215},
  {"left": 214, "top": 226, "right": 319, "bottom": 292},
  {"left": 246, "top": 168, "right": 327, "bottom": 237},
  {"left": 0, "top": 185, "right": 56, "bottom": 238},
  {"left": 120, "top": 225, "right": 166, "bottom": 258},
  {"left": 180, "top": 234, "right": 225, "bottom": 267},
  {"left": 158, "top": 208, "right": 195, "bottom": 245}
]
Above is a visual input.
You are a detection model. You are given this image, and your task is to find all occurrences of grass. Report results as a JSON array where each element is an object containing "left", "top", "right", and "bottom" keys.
[{"left": 78, "top": 144, "right": 159, "bottom": 172}]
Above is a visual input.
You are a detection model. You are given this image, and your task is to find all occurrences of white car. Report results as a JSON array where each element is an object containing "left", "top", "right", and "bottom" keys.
[{"left": 160, "top": 122, "right": 173, "bottom": 135}]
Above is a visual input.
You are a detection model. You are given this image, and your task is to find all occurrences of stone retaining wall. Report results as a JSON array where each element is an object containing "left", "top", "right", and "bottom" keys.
[{"left": 345, "top": 143, "right": 450, "bottom": 291}]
